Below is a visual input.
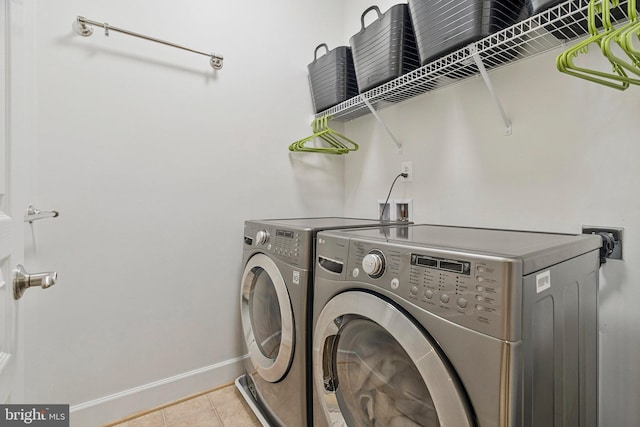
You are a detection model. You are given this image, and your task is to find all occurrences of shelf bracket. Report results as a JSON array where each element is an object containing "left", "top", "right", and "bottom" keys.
[
  {"left": 469, "top": 46, "right": 512, "bottom": 136},
  {"left": 361, "top": 95, "right": 403, "bottom": 150}
]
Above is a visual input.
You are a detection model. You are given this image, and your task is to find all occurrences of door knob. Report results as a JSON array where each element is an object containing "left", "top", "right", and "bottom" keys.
[{"left": 13, "top": 264, "right": 58, "bottom": 300}]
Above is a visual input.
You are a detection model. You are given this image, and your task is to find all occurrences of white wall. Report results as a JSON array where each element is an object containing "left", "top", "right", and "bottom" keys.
[
  {"left": 19, "top": 0, "right": 640, "bottom": 425},
  {"left": 341, "top": 2, "right": 640, "bottom": 425},
  {"left": 22, "top": 0, "right": 346, "bottom": 425}
]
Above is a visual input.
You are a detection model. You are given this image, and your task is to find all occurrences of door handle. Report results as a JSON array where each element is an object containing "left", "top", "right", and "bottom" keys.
[{"left": 13, "top": 264, "right": 58, "bottom": 300}]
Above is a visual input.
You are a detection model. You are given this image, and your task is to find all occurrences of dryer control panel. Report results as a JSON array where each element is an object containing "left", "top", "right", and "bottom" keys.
[
  {"left": 343, "top": 240, "right": 519, "bottom": 341},
  {"left": 244, "top": 222, "right": 311, "bottom": 268}
]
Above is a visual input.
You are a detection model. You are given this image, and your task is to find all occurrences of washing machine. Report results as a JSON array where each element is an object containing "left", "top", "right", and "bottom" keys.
[
  {"left": 312, "top": 224, "right": 601, "bottom": 427},
  {"left": 237, "top": 217, "right": 410, "bottom": 426}
]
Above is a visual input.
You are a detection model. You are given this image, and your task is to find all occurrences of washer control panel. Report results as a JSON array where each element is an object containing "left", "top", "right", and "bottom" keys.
[
  {"left": 244, "top": 223, "right": 308, "bottom": 267},
  {"left": 346, "top": 240, "right": 514, "bottom": 340}
]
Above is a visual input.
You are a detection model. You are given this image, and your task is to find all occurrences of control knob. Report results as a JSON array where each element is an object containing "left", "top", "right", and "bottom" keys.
[
  {"left": 255, "top": 230, "right": 270, "bottom": 245},
  {"left": 362, "top": 250, "right": 385, "bottom": 278}
]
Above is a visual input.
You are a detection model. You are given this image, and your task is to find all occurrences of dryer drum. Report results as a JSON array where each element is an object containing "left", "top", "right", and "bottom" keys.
[{"left": 248, "top": 268, "right": 282, "bottom": 359}]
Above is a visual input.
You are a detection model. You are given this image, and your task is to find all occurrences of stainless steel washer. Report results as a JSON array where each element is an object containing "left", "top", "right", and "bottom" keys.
[
  {"left": 312, "top": 224, "right": 601, "bottom": 427},
  {"left": 237, "top": 218, "right": 409, "bottom": 426}
]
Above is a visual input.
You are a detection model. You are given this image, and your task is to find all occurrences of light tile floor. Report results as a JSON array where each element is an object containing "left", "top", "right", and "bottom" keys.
[{"left": 106, "top": 383, "right": 261, "bottom": 427}]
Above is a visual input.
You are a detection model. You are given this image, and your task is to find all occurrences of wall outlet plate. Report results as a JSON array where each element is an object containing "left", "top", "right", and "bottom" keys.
[
  {"left": 401, "top": 161, "right": 413, "bottom": 182},
  {"left": 378, "top": 200, "right": 413, "bottom": 222},
  {"left": 582, "top": 226, "right": 623, "bottom": 260}
]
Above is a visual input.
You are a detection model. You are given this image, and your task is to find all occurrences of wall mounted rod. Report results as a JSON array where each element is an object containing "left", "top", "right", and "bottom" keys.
[{"left": 73, "top": 16, "right": 223, "bottom": 70}]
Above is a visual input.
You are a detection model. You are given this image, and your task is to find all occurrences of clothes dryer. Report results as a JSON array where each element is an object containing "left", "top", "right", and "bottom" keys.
[
  {"left": 237, "top": 217, "right": 409, "bottom": 426},
  {"left": 312, "top": 224, "right": 601, "bottom": 427}
]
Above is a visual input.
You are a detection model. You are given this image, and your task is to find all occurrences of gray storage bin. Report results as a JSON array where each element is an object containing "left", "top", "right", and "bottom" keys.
[
  {"left": 526, "top": 0, "right": 564, "bottom": 14},
  {"left": 349, "top": 4, "right": 421, "bottom": 93},
  {"left": 307, "top": 44, "right": 359, "bottom": 113},
  {"left": 408, "top": 0, "right": 525, "bottom": 64}
]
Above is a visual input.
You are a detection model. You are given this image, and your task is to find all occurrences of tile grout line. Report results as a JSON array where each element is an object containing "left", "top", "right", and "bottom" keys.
[
  {"left": 206, "top": 392, "right": 225, "bottom": 427},
  {"left": 106, "top": 383, "right": 261, "bottom": 426},
  {"left": 104, "top": 381, "right": 236, "bottom": 426},
  {"left": 160, "top": 407, "right": 167, "bottom": 427}
]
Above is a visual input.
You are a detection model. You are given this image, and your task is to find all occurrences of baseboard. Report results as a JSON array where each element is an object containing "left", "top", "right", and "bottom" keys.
[{"left": 69, "top": 355, "right": 248, "bottom": 427}]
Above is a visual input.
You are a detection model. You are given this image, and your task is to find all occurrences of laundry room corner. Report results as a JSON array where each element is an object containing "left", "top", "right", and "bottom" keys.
[{"left": 14, "top": 0, "right": 349, "bottom": 425}]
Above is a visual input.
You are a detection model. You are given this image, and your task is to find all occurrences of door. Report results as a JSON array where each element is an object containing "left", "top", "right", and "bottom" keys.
[
  {"left": 240, "top": 253, "right": 295, "bottom": 382},
  {"left": 0, "top": 0, "right": 31, "bottom": 404},
  {"left": 313, "top": 291, "right": 474, "bottom": 427},
  {"left": 0, "top": 0, "right": 18, "bottom": 403}
]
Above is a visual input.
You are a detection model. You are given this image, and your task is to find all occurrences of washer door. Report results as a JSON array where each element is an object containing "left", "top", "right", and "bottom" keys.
[
  {"left": 241, "top": 253, "right": 294, "bottom": 383},
  {"left": 314, "top": 291, "right": 473, "bottom": 427}
]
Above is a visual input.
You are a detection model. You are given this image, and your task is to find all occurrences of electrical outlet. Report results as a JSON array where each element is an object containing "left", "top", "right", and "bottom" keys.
[{"left": 401, "top": 161, "right": 413, "bottom": 182}]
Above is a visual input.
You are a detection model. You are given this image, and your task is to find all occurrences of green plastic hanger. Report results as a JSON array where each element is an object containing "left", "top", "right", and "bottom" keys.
[
  {"left": 289, "top": 133, "right": 346, "bottom": 155},
  {"left": 600, "top": 0, "right": 640, "bottom": 80},
  {"left": 618, "top": 2, "right": 640, "bottom": 63},
  {"left": 556, "top": 0, "right": 630, "bottom": 89},
  {"left": 311, "top": 116, "right": 344, "bottom": 151},
  {"left": 289, "top": 116, "right": 358, "bottom": 154},
  {"left": 289, "top": 117, "right": 346, "bottom": 154},
  {"left": 316, "top": 116, "right": 359, "bottom": 152},
  {"left": 556, "top": 0, "right": 631, "bottom": 90},
  {"left": 310, "top": 116, "right": 354, "bottom": 153}
]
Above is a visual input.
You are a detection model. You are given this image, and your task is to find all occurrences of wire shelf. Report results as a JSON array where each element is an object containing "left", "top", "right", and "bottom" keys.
[{"left": 315, "top": 0, "right": 634, "bottom": 121}]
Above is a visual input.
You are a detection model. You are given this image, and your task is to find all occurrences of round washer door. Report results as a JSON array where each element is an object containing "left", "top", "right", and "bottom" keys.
[
  {"left": 313, "top": 291, "right": 473, "bottom": 427},
  {"left": 240, "top": 253, "right": 294, "bottom": 383}
]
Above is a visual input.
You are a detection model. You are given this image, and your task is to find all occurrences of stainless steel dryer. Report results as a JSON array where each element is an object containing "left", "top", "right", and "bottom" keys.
[
  {"left": 237, "top": 218, "right": 409, "bottom": 427},
  {"left": 312, "top": 224, "right": 601, "bottom": 427}
]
